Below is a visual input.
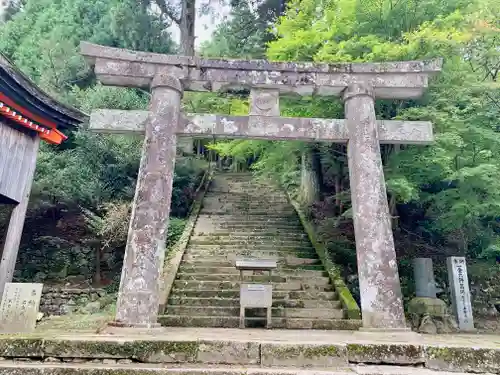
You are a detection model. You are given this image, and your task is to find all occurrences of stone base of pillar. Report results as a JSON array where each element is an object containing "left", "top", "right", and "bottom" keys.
[{"left": 408, "top": 297, "right": 460, "bottom": 334}]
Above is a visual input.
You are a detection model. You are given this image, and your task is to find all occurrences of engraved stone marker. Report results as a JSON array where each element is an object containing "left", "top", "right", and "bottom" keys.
[
  {"left": 447, "top": 257, "right": 474, "bottom": 331},
  {"left": 414, "top": 258, "right": 437, "bottom": 298},
  {"left": 0, "top": 282, "right": 43, "bottom": 333}
]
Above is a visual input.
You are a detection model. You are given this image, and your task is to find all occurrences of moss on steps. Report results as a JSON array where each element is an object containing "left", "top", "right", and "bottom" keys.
[{"left": 287, "top": 194, "right": 361, "bottom": 320}]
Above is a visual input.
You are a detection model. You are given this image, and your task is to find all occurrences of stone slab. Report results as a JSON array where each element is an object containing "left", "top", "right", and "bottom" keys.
[
  {"left": 89, "top": 109, "right": 434, "bottom": 145},
  {"left": 346, "top": 343, "right": 425, "bottom": 365},
  {"left": 0, "top": 339, "right": 259, "bottom": 365},
  {"left": 260, "top": 343, "right": 348, "bottom": 368},
  {"left": 0, "top": 363, "right": 491, "bottom": 375},
  {"left": 413, "top": 258, "right": 437, "bottom": 298},
  {"left": 0, "top": 328, "right": 499, "bottom": 373},
  {"left": 235, "top": 259, "right": 277, "bottom": 270},
  {"left": 0, "top": 283, "right": 43, "bottom": 334},
  {"left": 446, "top": 257, "right": 475, "bottom": 331}
]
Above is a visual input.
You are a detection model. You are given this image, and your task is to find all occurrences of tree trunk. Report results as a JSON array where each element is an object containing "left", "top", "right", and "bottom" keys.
[
  {"left": 300, "top": 146, "right": 322, "bottom": 206},
  {"left": 180, "top": 0, "right": 196, "bottom": 56},
  {"left": 94, "top": 246, "right": 102, "bottom": 286}
]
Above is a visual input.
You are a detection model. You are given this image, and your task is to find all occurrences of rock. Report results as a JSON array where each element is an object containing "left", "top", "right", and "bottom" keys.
[
  {"left": 44, "top": 357, "right": 60, "bottom": 363},
  {"left": 117, "top": 359, "right": 133, "bottom": 364},
  {"left": 36, "top": 312, "right": 44, "bottom": 322},
  {"left": 102, "top": 359, "right": 117, "bottom": 365},
  {"left": 34, "top": 272, "right": 47, "bottom": 282},
  {"left": 487, "top": 306, "right": 499, "bottom": 317},
  {"left": 418, "top": 315, "right": 437, "bottom": 334},
  {"left": 408, "top": 297, "right": 447, "bottom": 317},
  {"left": 445, "top": 314, "right": 459, "bottom": 332},
  {"left": 60, "top": 304, "right": 76, "bottom": 315},
  {"left": 82, "top": 301, "right": 101, "bottom": 314}
]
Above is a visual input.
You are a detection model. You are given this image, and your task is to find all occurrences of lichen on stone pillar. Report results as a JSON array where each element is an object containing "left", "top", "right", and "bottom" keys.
[
  {"left": 111, "top": 73, "right": 183, "bottom": 328},
  {"left": 343, "top": 83, "right": 407, "bottom": 330}
]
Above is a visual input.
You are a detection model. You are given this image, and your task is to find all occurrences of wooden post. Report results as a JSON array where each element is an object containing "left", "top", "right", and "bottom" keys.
[{"left": 0, "top": 137, "right": 40, "bottom": 298}]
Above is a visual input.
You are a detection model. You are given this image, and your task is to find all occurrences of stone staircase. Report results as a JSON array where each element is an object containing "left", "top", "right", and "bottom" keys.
[{"left": 160, "top": 172, "right": 360, "bottom": 329}]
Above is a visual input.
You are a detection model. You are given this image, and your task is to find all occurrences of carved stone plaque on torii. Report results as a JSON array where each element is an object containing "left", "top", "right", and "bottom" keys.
[{"left": 80, "top": 42, "right": 442, "bottom": 331}]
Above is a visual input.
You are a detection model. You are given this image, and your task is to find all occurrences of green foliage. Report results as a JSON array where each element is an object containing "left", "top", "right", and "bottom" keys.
[
  {"left": 0, "top": 0, "right": 209, "bottom": 286},
  {"left": 166, "top": 218, "right": 188, "bottom": 249},
  {"left": 200, "top": 2, "right": 267, "bottom": 59},
  {"left": 0, "top": 0, "right": 174, "bottom": 98},
  {"left": 206, "top": 0, "right": 500, "bottom": 274}
]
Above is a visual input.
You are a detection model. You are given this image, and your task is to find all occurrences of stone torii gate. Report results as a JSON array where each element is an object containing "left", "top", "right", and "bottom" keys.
[{"left": 80, "top": 42, "right": 441, "bottom": 331}]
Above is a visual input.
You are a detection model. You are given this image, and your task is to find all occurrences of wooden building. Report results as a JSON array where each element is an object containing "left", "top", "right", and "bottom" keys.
[{"left": 0, "top": 53, "right": 87, "bottom": 296}]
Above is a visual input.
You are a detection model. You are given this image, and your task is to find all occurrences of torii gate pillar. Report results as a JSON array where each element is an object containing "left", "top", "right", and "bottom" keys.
[
  {"left": 112, "top": 74, "right": 182, "bottom": 328},
  {"left": 344, "top": 83, "right": 405, "bottom": 329}
]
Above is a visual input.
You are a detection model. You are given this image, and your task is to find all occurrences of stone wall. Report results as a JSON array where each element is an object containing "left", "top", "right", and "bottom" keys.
[{"left": 40, "top": 287, "right": 107, "bottom": 316}]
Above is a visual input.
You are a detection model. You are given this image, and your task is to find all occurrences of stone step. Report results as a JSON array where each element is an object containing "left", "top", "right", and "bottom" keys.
[
  {"left": 199, "top": 214, "right": 299, "bottom": 220},
  {"left": 182, "top": 254, "right": 318, "bottom": 263},
  {"left": 191, "top": 233, "right": 309, "bottom": 240},
  {"left": 188, "top": 241, "right": 313, "bottom": 248},
  {"left": 197, "top": 216, "right": 302, "bottom": 223},
  {"left": 202, "top": 206, "right": 294, "bottom": 213},
  {"left": 164, "top": 306, "right": 344, "bottom": 319},
  {"left": 180, "top": 262, "right": 324, "bottom": 270},
  {"left": 202, "top": 200, "right": 292, "bottom": 207},
  {"left": 176, "top": 273, "right": 331, "bottom": 285},
  {"left": 192, "top": 232, "right": 308, "bottom": 238},
  {"left": 159, "top": 315, "right": 361, "bottom": 330},
  {"left": 204, "top": 220, "right": 303, "bottom": 226},
  {"left": 208, "top": 192, "right": 284, "bottom": 197},
  {"left": 167, "top": 297, "right": 341, "bottom": 309},
  {"left": 184, "top": 249, "right": 316, "bottom": 258},
  {"left": 182, "top": 258, "right": 322, "bottom": 267},
  {"left": 172, "top": 280, "right": 334, "bottom": 291},
  {"left": 178, "top": 266, "right": 327, "bottom": 276},
  {"left": 200, "top": 211, "right": 297, "bottom": 216},
  {"left": 185, "top": 244, "right": 315, "bottom": 252},
  {"left": 189, "top": 237, "right": 312, "bottom": 245},
  {"left": 169, "top": 289, "right": 337, "bottom": 300},
  {"left": 204, "top": 226, "right": 304, "bottom": 232},
  {"left": 0, "top": 363, "right": 475, "bottom": 375},
  {"left": 203, "top": 197, "right": 289, "bottom": 204}
]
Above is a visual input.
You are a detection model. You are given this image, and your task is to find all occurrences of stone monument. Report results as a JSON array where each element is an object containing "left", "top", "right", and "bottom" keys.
[
  {"left": 447, "top": 256, "right": 475, "bottom": 331},
  {"left": 80, "top": 41, "right": 442, "bottom": 330},
  {"left": 0, "top": 282, "right": 43, "bottom": 333},
  {"left": 408, "top": 258, "right": 455, "bottom": 334}
]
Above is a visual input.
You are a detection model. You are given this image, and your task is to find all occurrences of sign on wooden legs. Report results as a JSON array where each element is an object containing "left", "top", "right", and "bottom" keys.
[{"left": 0, "top": 283, "right": 43, "bottom": 333}]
